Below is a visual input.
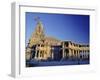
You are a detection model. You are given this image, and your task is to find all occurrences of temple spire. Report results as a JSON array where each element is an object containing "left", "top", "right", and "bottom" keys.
[
  {"left": 29, "top": 17, "right": 45, "bottom": 47},
  {"left": 34, "top": 16, "right": 45, "bottom": 37}
]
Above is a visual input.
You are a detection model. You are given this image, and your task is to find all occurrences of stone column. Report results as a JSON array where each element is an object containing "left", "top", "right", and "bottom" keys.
[
  {"left": 71, "top": 50, "right": 74, "bottom": 58},
  {"left": 62, "top": 42, "right": 65, "bottom": 58},
  {"left": 76, "top": 50, "right": 77, "bottom": 55},
  {"left": 77, "top": 50, "right": 80, "bottom": 58},
  {"left": 38, "top": 50, "right": 40, "bottom": 59},
  {"left": 69, "top": 49, "right": 72, "bottom": 58},
  {"left": 35, "top": 45, "right": 38, "bottom": 59},
  {"left": 51, "top": 51, "right": 54, "bottom": 59},
  {"left": 51, "top": 47, "right": 54, "bottom": 59}
]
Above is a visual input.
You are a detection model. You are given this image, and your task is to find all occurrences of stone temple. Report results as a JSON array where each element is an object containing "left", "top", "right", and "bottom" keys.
[{"left": 26, "top": 17, "right": 89, "bottom": 61}]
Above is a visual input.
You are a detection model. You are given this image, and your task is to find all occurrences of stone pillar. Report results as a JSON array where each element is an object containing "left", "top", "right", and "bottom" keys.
[
  {"left": 69, "top": 49, "right": 72, "bottom": 58},
  {"left": 51, "top": 50, "right": 54, "bottom": 59},
  {"left": 38, "top": 50, "right": 40, "bottom": 59},
  {"left": 35, "top": 45, "right": 38, "bottom": 59},
  {"left": 39, "top": 44, "right": 41, "bottom": 60},
  {"left": 62, "top": 42, "right": 65, "bottom": 58},
  {"left": 76, "top": 50, "right": 78, "bottom": 58},
  {"left": 42, "top": 50, "right": 44, "bottom": 58},
  {"left": 77, "top": 50, "right": 80, "bottom": 58},
  {"left": 72, "top": 50, "right": 75, "bottom": 58}
]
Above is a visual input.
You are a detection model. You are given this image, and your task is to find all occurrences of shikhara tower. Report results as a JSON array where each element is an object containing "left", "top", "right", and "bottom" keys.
[
  {"left": 26, "top": 17, "right": 89, "bottom": 61},
  {"left": 29, "top": 17, "right": 45, "bottom": 47}
]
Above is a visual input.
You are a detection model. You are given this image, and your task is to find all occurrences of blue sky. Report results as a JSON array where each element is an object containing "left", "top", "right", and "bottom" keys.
[{"left": 25, "top": 12, "right": 89, "bottom": 45}]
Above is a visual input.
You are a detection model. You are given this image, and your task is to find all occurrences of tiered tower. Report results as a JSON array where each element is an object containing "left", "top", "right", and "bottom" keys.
[{"left": 29, "top": 17, "right": 45, "bottom": 47}]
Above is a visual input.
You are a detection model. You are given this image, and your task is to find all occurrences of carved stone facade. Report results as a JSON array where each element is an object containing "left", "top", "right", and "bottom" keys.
[{"left": 26, "top": 18, "right": 89, "bottom": 61}]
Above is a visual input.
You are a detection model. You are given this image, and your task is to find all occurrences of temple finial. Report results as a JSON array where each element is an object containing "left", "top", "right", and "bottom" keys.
[{"left": 34, "top": 16, "right": 40, "bottom": 23}]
